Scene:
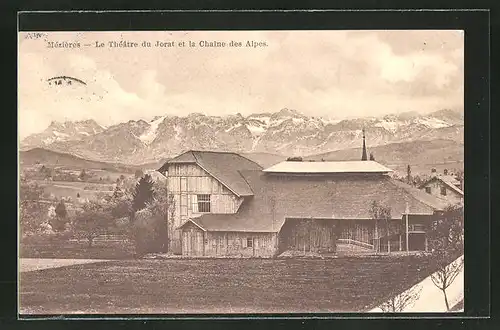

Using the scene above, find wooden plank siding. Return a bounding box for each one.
[181,222,205,256]
[180,222,278,257]
[166,163,244,253]
[204,232,277,257]
[278,219,339,254]
[338,220,375,245]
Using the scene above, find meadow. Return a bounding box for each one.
[19,255,437,314]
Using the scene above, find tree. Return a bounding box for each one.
[427,204,464,311]
[406,165,412,185]
[455,169,464,190]
[132,174,155,213]
[128,181,176,254]
[430,256,463,311]
[294,219,313,255]
[51,200,68,231]
[55,200,67,218]
[369,201,392,253]
[167,193,176,248]
[369,152,375,161]
[39,165,53,179]
[73,201,115,247]
[19,179,46,234]
[412,174,422,187]
[135,169,144,179]
[79,169,88,181]
[112,185,125,200]
[379,284,423,312]
[110,199,132,219]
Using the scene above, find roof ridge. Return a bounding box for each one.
[190,149,240,155]
[237,170,255,194]
[191,150,199,163]
[434,176,464,195]
[234,153,264,169]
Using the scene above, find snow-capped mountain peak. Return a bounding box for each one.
[21,108,463,164]
[139,116,166,145]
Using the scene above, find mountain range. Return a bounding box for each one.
[20,108,464,165]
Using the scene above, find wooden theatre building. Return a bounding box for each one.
[158,148,450,257]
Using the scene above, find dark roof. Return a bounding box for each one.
[420,176,464,196]
[182,171,451,232]
[158,150,262,197]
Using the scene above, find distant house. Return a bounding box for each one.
[158,149,450,257]
[419,173,463,205]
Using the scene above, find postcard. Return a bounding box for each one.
[18,28,464,315]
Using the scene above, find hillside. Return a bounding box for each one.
[305,139,464,175]
[19,148,138,173]
[241,152,287,168]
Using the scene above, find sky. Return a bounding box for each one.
[18,30,464,139]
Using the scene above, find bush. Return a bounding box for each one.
[130,208,167,256]
[50,200,69,232]
[72,201,116,247]
[19,179,47,235]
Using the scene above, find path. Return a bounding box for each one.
[19,258,110,273]
[369,255,464,312]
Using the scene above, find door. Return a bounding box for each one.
[183,228,204,256]
[182,230,190,256]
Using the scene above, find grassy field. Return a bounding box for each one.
[35,180,115,201]
[20,235,135,260]
[19,256,437,314]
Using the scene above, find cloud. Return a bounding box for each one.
[18,30,463,138]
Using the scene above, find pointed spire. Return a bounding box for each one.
[361,127,368,161]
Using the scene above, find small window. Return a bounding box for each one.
[247,238,253,248]
[197,194,211,213]
[440,187,447,196]
[425,187,431,194]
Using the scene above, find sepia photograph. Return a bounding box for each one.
[18,29,464,315]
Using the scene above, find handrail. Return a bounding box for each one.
[408,224,426,232]
[337,238,374,249]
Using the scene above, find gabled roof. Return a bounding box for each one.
[263,160,392,174]
[181,170,451,233]
[420,175,464,196]
[158,150,262,197]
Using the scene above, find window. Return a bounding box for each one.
[247,238,253,248]
[197,194,211,213]
[440,187,447,196]
[425,187,431,194]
